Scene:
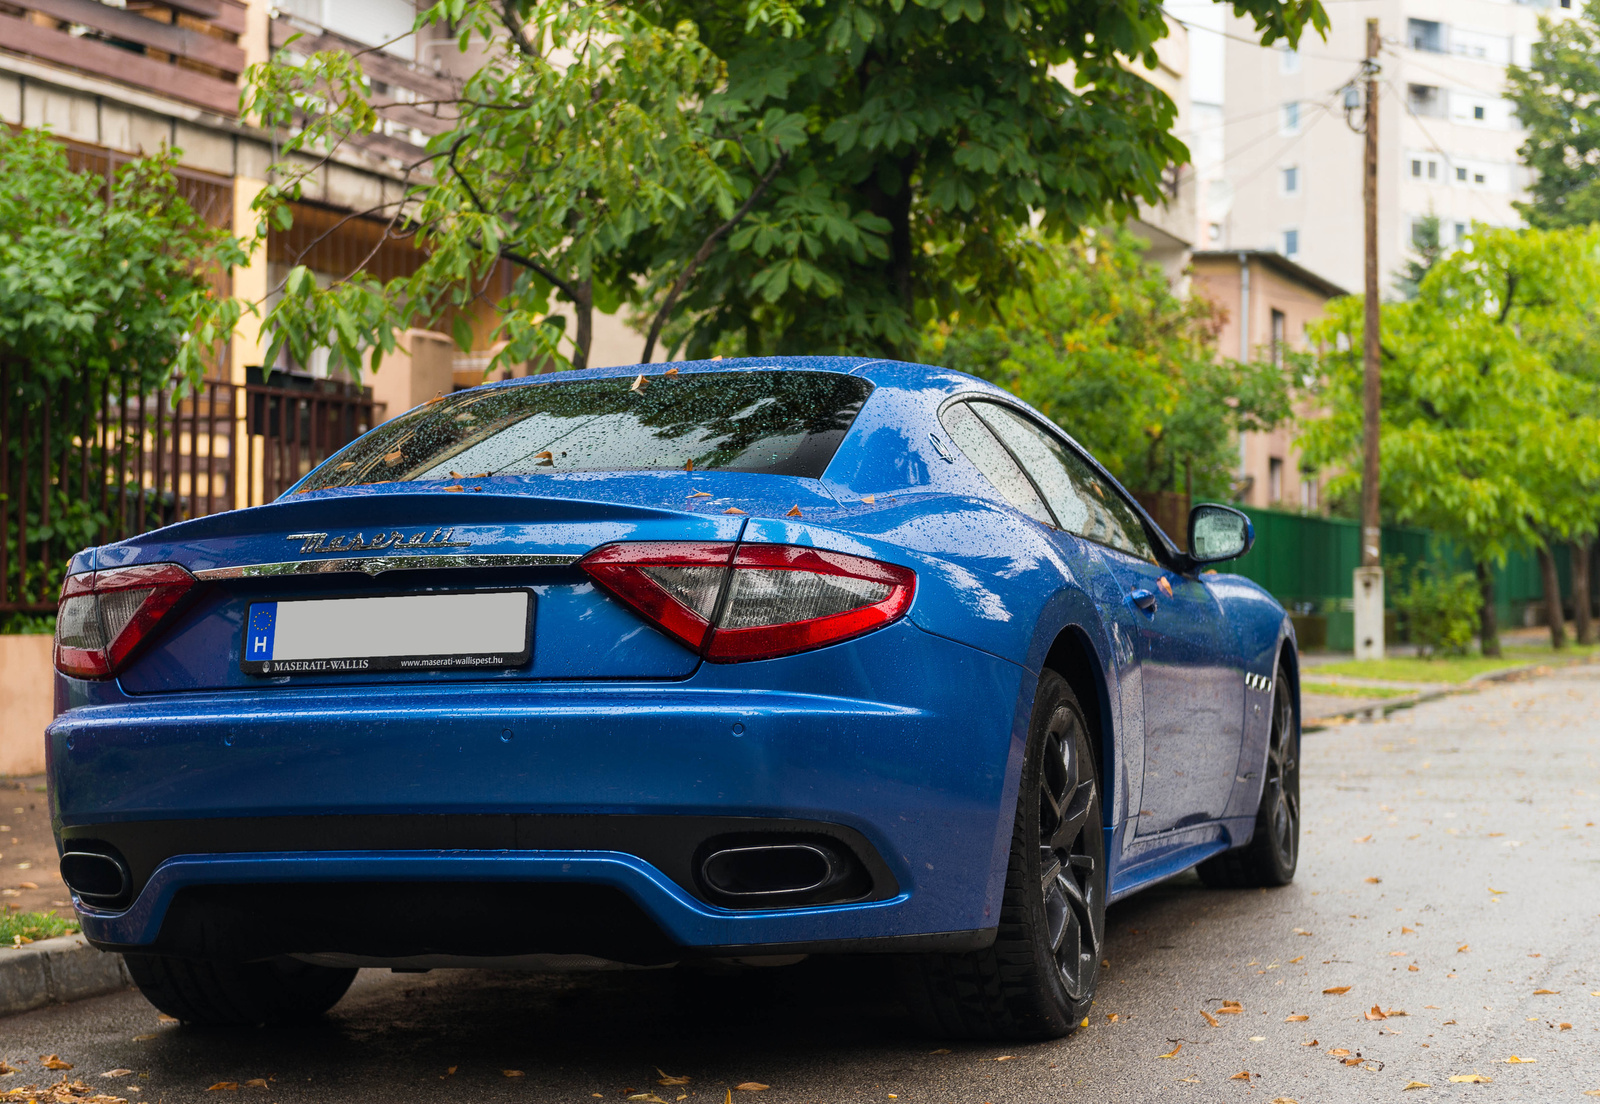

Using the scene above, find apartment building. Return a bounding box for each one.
[1217,0,1575,295]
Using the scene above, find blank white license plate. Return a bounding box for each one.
[241,591,532,675]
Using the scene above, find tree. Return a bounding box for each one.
[1507,1,1600,229]
[1392,211,1442,299]
[1300,226,1600,655]
[924,225,1293,499]
[246,0,1328,372]
[0,128,245,626]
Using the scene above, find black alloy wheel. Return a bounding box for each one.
[1199,661,1300,888]
[1038,691,1104,1003]
[898,670,1106,1039]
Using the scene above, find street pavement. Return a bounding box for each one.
[2,665,1598,1103]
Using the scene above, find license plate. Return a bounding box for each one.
[241,591,532,675]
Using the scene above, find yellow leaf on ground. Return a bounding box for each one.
[1293,928,1313,936]
[657,1071,692,1086]
[1366,1006,1387,1021]
[734,1084,769,1092]
[503,1070,525,1078]
[1403,1082,1431,1090]
[245,1079,269,1088]
[1330,1049,1351,1057]
[1458,945,1470,953]
[1449,1074,1492,1083]
[1488,887,1506,895]
[1402,926,1415,934]
[1353,835,1372,842]
[1158,1044,1183,1059]
[16,882,37,890]
[1106,1013,1119,1022]
[627,1095,668,1103]
[928,1049,951,1055]
[1560,1023,1573,1031]
[1324,986,1352,995]
[1504,1056,1536,1064]
[1533,989,1559,995]
[1303,1039,1319,1047]
[102,1069,134,1077]
[41,1056,73,1071]
[1285,1014,1309,1022]
[1270,1099,1300,1104]
[1230,1071,1250,1081]
[1217,1001,1243,1014]
[1200,1009,1219,1027]
[207,1083,239,1091]
[1386,1008,1408,1016]
[1289,955,1304,964]
[1365,876,1382,884]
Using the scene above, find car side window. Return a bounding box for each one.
[939,402,1055,526]
[971,402,1156,562]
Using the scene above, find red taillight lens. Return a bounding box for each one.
[54,564,198,679]
[579,542,915,662]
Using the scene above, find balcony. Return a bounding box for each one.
[0,0,247,115]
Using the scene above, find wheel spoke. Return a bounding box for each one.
[1049,779,1093,851]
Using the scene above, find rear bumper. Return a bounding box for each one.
[49,621,1030,958]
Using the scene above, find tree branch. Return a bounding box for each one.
[641,152,789,363]
[446,136,581,305]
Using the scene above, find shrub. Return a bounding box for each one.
[1392,560,1479,656]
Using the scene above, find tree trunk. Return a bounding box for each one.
[1477,560,1501,658]
[1537,543,1567,650]
[571,279,593,372]
[1572,538,1595,646]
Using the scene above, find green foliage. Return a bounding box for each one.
[1388,557,1478,656]
[923,226,1293,498]
[0,129,246,605]
[1300,225,1600,570]
[244,0,1326,371]
[1507,1,1600,229]
[643,0,1327,359]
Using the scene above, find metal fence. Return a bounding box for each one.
[0,364,383,614]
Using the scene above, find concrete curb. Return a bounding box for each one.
[1304,653,1600,730]
[0,933,132,1018]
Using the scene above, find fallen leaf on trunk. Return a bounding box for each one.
[1324,986,1352,995]
[1285,1014,1309,1022]
[1449,1074,1492,1083]
[444,485,465,492]
[1201,1010,1219,1027]
[1158,1044,1183,1059]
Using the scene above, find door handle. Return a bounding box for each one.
[1129,588,1158,613]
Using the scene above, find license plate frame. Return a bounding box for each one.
[240,589,533,675]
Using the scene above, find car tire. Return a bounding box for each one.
[1198,662,1299,888]
[123,954,357,1026]
[897,669,1106,1040]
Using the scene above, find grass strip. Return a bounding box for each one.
[1300,681,1419,700]
[1312,644,1597,685]
[1,909,79,946]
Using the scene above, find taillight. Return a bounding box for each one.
[580,542,916,662]
[54,564,198,679]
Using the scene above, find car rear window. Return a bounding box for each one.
[300,370,874,489]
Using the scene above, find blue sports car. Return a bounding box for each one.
[47,357,1300,1039]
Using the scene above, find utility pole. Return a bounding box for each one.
[1354,17,1385,661]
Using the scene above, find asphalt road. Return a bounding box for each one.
[3,665,1598,1103]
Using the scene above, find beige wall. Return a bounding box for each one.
[1192,253,1336,511]
[368,329,457,422]
[1219,0,1573,295]
[0,635,53,777]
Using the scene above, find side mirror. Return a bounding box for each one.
[1188,504,1254,564]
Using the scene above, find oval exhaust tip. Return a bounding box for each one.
[60,851,131,902]
[700,844,836,897]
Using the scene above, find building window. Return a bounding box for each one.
[1455,221,1467,241]
[1280,46,1301,74]
[1282,102,1301,133]
[1282,229,1300,257]
[1474,104,1486,121]
[1457,166,1468,182]
[1282,166,1300,194]
[1271,309,1287,368]
[1428,160,1438,180]
[1268,458,1284,504]
[1408,84,1445,117]
[1407,18,1443,54]
[1475,172,1486,184]
[1208,222,1222,242]
[1299,476,1319,513]
[1412,159,1423,178]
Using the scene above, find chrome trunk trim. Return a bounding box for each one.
[193,554,581,580]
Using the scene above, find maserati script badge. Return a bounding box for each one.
[287,529,471,555]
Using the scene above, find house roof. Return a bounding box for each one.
[1191,250,1351,301]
